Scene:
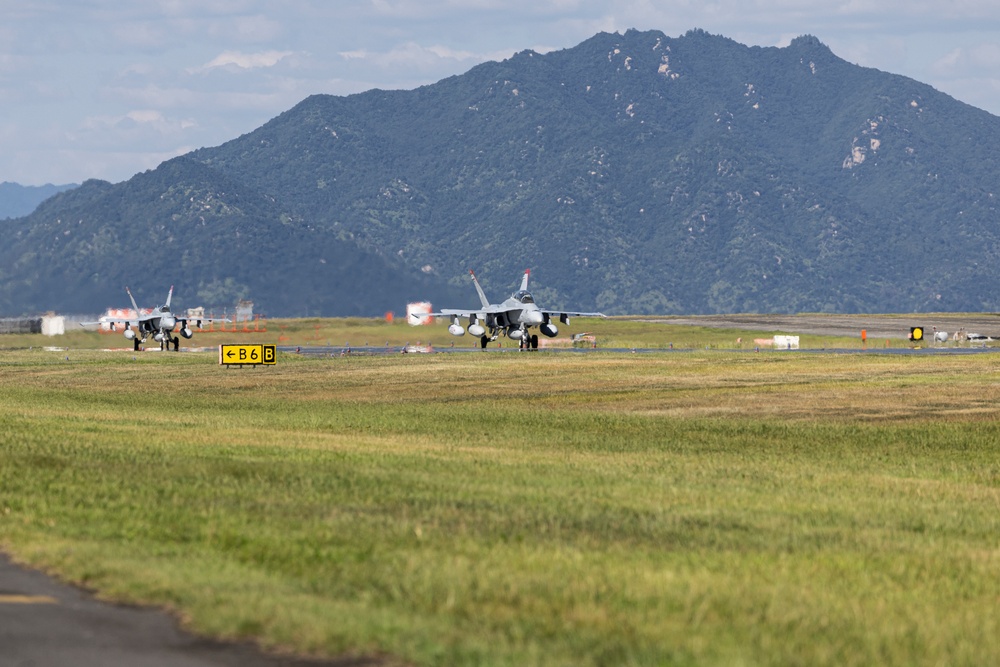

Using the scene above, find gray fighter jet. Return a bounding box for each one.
[425,269,604,349]
[82,286,222,351]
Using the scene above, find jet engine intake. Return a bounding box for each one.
[540,323,559,338]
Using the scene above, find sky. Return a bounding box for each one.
[3,0,1000,186]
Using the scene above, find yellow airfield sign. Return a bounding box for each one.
[219,344,276,366]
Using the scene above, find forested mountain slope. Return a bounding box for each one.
[4,29,999,316]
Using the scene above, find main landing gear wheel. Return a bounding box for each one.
[172,336,180,351]
[480,335,489,349]
[133,338,140,352]
[531,334,539,349]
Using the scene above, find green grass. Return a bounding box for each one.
[1,349,999,665]
[0,315,857,350]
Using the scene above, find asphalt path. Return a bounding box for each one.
[280,345,1000,357]
[637,313,1000,340]
[276,314,1000,357]
[0,553,376,667]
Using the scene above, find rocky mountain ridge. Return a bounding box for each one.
[3,29,999,316]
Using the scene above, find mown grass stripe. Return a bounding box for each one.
[1,348,999,666]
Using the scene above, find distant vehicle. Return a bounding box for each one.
[81,286,224,351]
[422,269,604,349]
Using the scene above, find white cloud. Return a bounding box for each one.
[7,0,1000,184]
[932,43,1000,77]
[193,49,293,72]
[81,109,197,137]
[125,109,165,124]
[922,42,1000,113]
[339,41,500,73]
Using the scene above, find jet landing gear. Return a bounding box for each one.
[479,332,538,350]
[158,336,181,351]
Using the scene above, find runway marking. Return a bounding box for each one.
[0,594,58,604]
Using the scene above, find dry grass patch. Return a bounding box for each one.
[3,348,1000,666]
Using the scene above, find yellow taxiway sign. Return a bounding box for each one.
[219,344,276,366]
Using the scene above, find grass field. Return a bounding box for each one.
[1,346,999,666]
[3,315,867,351]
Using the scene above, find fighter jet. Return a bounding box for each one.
[424,269,604,349]
[82,286,221,351]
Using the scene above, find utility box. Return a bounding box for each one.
[41,314,65,336]
[773,335,800,349]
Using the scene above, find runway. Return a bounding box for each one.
[279,344,1000,357]
[637,313,1000,340]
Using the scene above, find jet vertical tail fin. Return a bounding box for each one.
[125,287,141,315]
[520,269,530,292]
[165,285,174,309]
[469,270,490,309]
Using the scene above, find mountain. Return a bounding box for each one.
[0,182,77,219]
[4,28,1000,316]
[0,162,467,316]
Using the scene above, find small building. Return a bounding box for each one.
[0,317,42,334]
[235,300,254,323]
[41,313,65,336]
[773,335,800,350]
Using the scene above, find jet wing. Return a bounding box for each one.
[540,310,606,319]
[421,307,604,319]
[420,300,520,317]
[419,308,490,319]
[78,315,141,327]
[178,315,230,323]
[79,314,229,327]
